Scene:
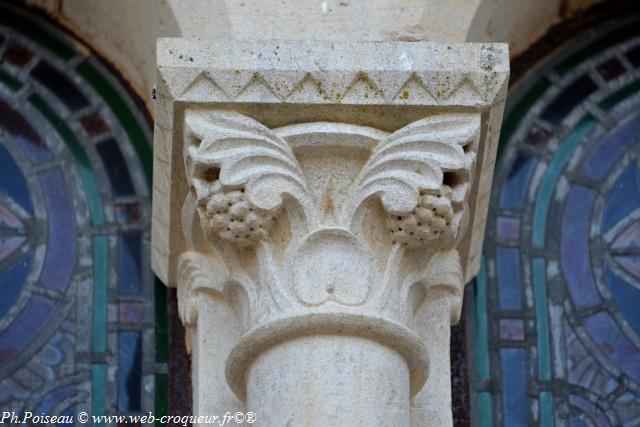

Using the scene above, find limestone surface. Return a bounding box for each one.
[152,38,508,426]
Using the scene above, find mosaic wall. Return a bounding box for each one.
[471,13,640,427]
[0,3,168,423]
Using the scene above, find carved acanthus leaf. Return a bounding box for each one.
[422,249,465,324]
[337,113,479,250]
[177,251,229,327]
[386,249,464,326]
[342,114,479,225]
[185,111,318,241]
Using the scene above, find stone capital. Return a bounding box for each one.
[151,38,508,426]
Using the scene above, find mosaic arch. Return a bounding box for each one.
[471,12,640,427]
[0,3,168,422]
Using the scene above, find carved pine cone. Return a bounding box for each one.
[197,180,276,246]
[387,185,456,248]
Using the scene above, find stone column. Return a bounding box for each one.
[151,39,508,426]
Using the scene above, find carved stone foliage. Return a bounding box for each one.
[152,39,508,424]
[179,110,478,332]
[174,111,479,409]
[152,40,510,290]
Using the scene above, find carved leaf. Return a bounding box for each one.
[185,110,310,213]
[343,114,479,223]
[292,229,372,306]
[177,251,228,327]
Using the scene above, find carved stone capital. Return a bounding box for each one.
[152,38,508,426]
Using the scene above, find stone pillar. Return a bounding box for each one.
[151,39,508,426]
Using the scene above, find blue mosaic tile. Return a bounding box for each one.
[496,247,522,310]
[533,115,596,248]
[584,312,640,383]
[118,302,144,324]
[570,418,588,427]
[601,162,640,232]
[0,3,164,420]
[0,295,56,365]
[38,169,76,292]
[0,142,33,214]
[472,15,640,426]
[95,138,136,196]
[500,348,528,426]
[499,318,525,341]
[499,151,537,210]
[496,217,520,242]
[59,406,74,427]
[615,255,640,279]
[118,231,143,295]
[30,60,90,111]
[612,220,640,250]
[0,236,25,265]
[569,395,609,427]
[0,251,32,319]
[581,111,640,182]
[0,99,52,163]
[561,185,600,310]
[604,265,640,335]
[566,321,618,397]
[35,384,75,414]
[117,331,142,412]
[540,75,598,125]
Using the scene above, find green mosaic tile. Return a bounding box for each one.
[0,68,23,91]
[0,8,74,60]
[532,115,596,248]
[154,373,168,427]
[498,78,551,160]
[77,62,153,184]
[476,392,493,427]
[539,391,555,427]
[92,236,109,354]
[474,259,491,382]
[554,21,639,76]
[598,78,640,110]
[29,93,105,225]
[533,258,551,381]
[155,278,169,364]
[0,4,163,420]
[479,15,640,427]
[91,363,107,423]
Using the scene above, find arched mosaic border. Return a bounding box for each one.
[0,3,168,420]
[471,13,640,427]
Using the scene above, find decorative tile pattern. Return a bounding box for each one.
[0,3,167,422]
[471,13,640,427]
[499,318,525,341]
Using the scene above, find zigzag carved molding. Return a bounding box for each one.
[166,69,496,105]
[156,39,508,106]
